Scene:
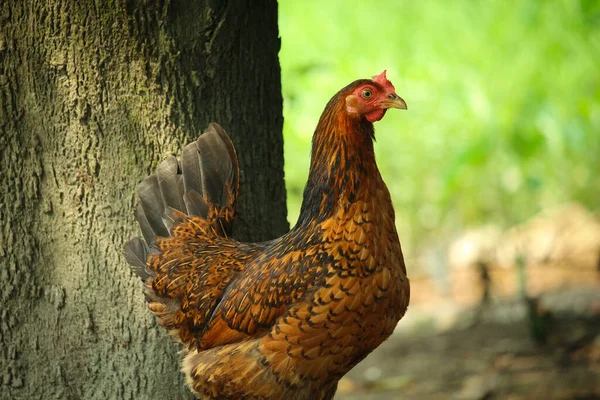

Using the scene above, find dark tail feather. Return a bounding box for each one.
[181,142,204,204]
[138,175,170,239]
[135,202,156,246]
[163,206,186,233]
[125,123,239,277]
[183,190,209,217]
[156,156,186,213]
[182,122,239,209]
[208,123,239,207]
[124,237,153,280]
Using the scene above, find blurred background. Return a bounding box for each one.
[278,0,600,398]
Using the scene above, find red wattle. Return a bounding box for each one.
[365,109,387,122]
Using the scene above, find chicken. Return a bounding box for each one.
[125,71,410,400]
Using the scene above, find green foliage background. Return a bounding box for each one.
[279,0,600,254]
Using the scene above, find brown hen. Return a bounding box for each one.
[125,71,410,400]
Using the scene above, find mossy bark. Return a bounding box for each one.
[0,1,287,399]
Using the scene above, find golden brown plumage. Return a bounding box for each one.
[125,71,410,399]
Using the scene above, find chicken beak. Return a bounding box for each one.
[381,94,408,110]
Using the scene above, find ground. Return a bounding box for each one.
[336,288,600,400]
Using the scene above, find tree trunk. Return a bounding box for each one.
[0,1,287,399]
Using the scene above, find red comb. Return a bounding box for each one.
[372,70,395,92]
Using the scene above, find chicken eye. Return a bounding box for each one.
[361,89,373,99]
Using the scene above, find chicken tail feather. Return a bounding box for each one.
[125,123,240,279]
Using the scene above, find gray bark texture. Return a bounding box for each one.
[0,0,288,399]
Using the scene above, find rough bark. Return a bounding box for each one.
[0,1,287,399]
